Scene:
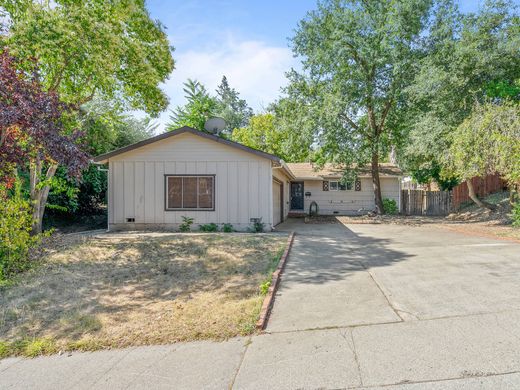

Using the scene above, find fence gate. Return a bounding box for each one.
[401,190,452,216]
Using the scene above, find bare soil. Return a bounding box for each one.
[0,232,287,357]
[314,192,519,242]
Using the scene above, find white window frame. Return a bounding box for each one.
[329,180,353,191]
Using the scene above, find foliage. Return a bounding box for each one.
[403,1,520,182]
[215,76,253,133]
[382,198,399,215]
[179,216,194,232]
[410,161,459,191]
[0,338,59,358]
[512,202,520,228]
[282,0,435,213]
[0,182,42,281]
[47,100,158,216]
[168,79,219,131]
[2,0,174,115]
[2,0,173,232]
[199,223,219,232]
[248,221,265,233]
[232,114,299,161]
[0,50,89,181]
[269,97,315,162]
[448,101,520,186]
[259,280,271,295]
[221,223,235,233]
[168,77,254,134]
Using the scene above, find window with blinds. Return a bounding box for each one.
[165,176,215,210]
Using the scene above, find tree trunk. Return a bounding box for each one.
[371,149,384,214]
[466,179,495,210]
[510,184,519,206]
[29,157,58,234]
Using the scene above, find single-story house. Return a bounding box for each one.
[94,126,402,231]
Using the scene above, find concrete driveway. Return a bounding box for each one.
[235,219,520,388]
[2,219,520,389]
[269,219,520,330]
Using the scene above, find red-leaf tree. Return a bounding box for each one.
[0,49,89,233]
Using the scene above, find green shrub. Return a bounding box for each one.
[179,216,194,232]
[382,198,399,215]
[199,223,218,232]
[512,202,520,228]
[0,183,42,281]
[221,223,234,233]
[248,221,265,233]
[259,280,271,295]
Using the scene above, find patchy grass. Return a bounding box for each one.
[0,233,287,358]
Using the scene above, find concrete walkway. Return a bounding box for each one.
[2,219,520,389]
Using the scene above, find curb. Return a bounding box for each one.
[256,231,295,330]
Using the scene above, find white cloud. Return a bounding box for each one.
[152,36,297,132]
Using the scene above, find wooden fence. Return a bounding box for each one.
[451,174,507,210]
[401,174,508,215]
[401,190,452,216]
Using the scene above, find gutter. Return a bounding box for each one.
[91,161,108,172]
[273,160,296,180]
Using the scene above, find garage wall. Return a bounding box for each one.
[108,132,273,231]
[301,177,400,215]
[272,168,291,221]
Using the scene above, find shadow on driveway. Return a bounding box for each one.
[268,219,412,331]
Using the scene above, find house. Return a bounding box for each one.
[94,126,402,231]
[286,162,402,216]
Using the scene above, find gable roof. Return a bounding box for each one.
[93,126,283,164]
[286,162,402,180]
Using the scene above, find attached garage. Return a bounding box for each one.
[272,179,283,226]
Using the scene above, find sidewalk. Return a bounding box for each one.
[3,310,520,389]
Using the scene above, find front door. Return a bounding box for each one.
[290,182,304,210]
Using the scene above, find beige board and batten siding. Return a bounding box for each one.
[302,177,400,215]
[108,132,273,231]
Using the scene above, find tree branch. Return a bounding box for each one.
[378,99,393,134]
[76,88,96,107]
[0,126,9,148]
[339,112,359,130]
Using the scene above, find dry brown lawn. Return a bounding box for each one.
[0,232,287,357]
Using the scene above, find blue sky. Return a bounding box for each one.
[145,0,514,130]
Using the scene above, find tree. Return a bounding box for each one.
[2,0,174,232]
[0,50,89,232]
[403,0,520,185]
[168,79,218,131]
[448,101,520,208]
[231,113,310,162]
[283,0,434,213]
[215,76,253,133]
[48,100,159,216]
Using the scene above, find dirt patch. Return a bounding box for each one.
[0,232,287,357]
[315,192,519,242]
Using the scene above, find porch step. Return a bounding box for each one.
[288,211,306,218]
